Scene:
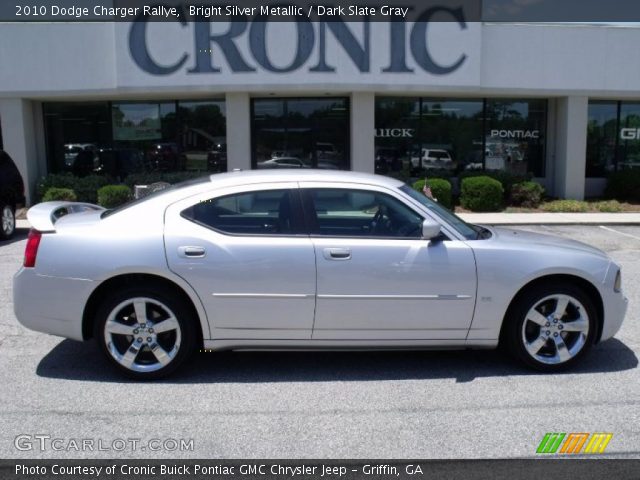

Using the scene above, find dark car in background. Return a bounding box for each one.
[0,150,25,239]
[375,147,402,174]
[146,143,187,172]
[97,148,145,180]
[206,143,227,173]
[64,143,99,177]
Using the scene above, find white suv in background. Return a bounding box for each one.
[411,149,454,170]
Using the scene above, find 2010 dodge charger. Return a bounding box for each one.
[13,170,628,379]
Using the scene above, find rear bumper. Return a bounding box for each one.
[13,267,94,341]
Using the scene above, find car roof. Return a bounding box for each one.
[105,169,406,219]
[207,169,404,189]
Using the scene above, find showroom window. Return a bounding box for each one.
[182,189,303,235]
[375,97,547,177]
[485,99,547,177]
[252,98,350,170]
[177,100,226,173]
[586,100,640,177]
[44,102,112,176]
[43,99,226,179]
[304,188,423,238]
[618,102,640,171]
[586,101,618,177]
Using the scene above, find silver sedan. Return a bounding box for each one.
[13,170,628,379]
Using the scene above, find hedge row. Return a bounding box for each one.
[42,184,133,208]
[36,172,207,203]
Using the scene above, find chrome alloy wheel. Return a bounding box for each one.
[1,205,15,237]
[103,297,182,373]
[521,294,589,365]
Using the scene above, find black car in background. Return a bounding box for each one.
[97,147,145,180]
[146,143,187,172]
[0,150,25,239]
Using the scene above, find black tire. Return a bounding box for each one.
[503,282,597,372]
[94,285,197,380]
[0,204,16,240]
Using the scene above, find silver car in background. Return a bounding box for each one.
[14,170,627,379]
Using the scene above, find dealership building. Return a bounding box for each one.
[1,15,640,204]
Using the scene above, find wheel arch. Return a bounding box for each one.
[499,273,604,346]
[82,273,206,346]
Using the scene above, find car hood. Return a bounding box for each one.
[487,226,609,259]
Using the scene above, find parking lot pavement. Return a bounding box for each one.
[0,225,638,459]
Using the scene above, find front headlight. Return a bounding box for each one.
[614,269,622,293]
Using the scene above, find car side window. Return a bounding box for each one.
[182,189,303,235]
[304,188,424,238]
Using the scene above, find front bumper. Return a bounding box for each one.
[599,263,628,342]
[13,267,94,341]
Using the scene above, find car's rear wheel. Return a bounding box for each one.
[0,204,15,240]
[504,283,597,371]
[95,287,197,379]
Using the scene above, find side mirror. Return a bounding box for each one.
[421,218,441,240]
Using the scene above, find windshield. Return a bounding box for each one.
[399,185,480,240]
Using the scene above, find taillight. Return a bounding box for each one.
[24,229,42,268]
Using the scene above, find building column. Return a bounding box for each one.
[554,96,588,200]
[350,92,375,173]
[225,92,252,171]
[0,98,40,206]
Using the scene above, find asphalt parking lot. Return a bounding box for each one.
[0,225,638,459]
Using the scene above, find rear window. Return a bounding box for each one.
[182,189,302,235]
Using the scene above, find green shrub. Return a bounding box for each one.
[74,175,112,204]
[594,200,623,213]
[460,176,504,212]
[37,173,76,201]
[459,170,532,201]
[97,185,132,208]
[510,181,545,208]
[541,200,589,213]
[605,170,640,202]
[37,173,112,203]
[412,178,453,209]
[42,187,77,202]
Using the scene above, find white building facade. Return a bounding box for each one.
[1,18,640,204]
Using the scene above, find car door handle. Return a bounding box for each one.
[323,248,351,260]
[178,246,206,258]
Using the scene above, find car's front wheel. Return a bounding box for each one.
[504,283,597,371]
[95,287,197,379]
[0,204,16,240]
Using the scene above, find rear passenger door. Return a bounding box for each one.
[164,183,316,340]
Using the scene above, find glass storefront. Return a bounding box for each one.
[44,99,226,179]
[251,97,350,170]
[618,102,640,171]
[587,100,640,177]
[375,97,547,177]
[586,101,618,177]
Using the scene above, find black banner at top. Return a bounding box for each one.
[2,0,640,22]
